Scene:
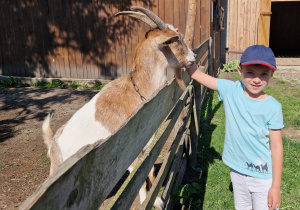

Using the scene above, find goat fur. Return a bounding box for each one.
[43,22,195,208]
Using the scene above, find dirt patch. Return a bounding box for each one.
[0,87,99,209]
[0,67,299,209]
[275,66,300,85]
[282,128,300,142]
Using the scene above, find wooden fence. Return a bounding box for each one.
[0,0,211,80]
[20,37,212,210]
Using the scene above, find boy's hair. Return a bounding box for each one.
[240,45,276,71]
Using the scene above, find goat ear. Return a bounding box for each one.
[158,36,179,49]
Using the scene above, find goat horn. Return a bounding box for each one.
[130,6,166,30]
[115,11,158,29]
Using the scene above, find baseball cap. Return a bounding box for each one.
[240,45,276,70]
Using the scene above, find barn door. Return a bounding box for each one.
[258,0,272,46]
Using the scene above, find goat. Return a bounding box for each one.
[42,6,195,209]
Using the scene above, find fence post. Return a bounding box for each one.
[185,0,197,48]
[208,37,213,76]
[188,86,199,169]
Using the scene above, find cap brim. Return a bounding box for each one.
[240,61,276,71]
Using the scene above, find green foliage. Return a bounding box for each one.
[222,60,239,72]
[92,83,106,90]
[31,80,46,87]
[51,79,64,88]
[0,76,29,87]
[173,182,202,207]
[32,79,64,88]
[4,76,16,86]
[68,81,88,89]
[1,77,107,90]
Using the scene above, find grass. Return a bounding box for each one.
[265,80,300,129]
[174,74,300,209]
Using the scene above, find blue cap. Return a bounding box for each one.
[240,45,276,70]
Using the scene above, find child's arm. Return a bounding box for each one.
[268,129,283,209]
[186,63,218,91]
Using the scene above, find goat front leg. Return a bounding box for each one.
[139,166,164,210]
[128,162,164,209]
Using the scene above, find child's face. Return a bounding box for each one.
[238,64,274,99]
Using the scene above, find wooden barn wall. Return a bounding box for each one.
[227,0,260,61]
[0,0,211,80]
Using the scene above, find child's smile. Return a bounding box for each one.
[238,64,274,100]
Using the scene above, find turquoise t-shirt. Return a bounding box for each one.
[217,79,284,179]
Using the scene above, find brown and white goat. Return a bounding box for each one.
[42,6,195,209]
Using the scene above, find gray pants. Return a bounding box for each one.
[230,169,276,210]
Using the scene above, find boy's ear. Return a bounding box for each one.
[237,65,242,75]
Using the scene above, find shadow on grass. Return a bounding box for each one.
[196,90,223,208]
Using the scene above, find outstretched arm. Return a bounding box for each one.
[186,63,218,91]
[268,129,283,209]
[175,28,217,91]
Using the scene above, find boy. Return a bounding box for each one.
[186,45,283,210]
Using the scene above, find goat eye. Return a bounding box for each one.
[163,37,178,45]
[165,40,172,45]
[164,39,175,45]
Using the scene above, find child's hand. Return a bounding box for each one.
[268,186,281,209]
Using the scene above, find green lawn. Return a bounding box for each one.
[174,74,300,209]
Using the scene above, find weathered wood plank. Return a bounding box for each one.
[179,0,186,32]
[258,0,272,47]
[165,156,188,210]
[20,73,190,210]
[228,0,237,60]
[173,0,179,30]
[185,0,197,48]
[107,85,192,209]
[237,0,245,54]
[193,38,210,64]
[160,119,190,205]
[165,0,174,26]
[249,0,258,46]
[188,85,200,168]
[208,37,213,76]
[194,0,201,48]
[141,98,193,209]
[243,0,250,49]
[200,0,210,43]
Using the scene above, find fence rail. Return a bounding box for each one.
[20,37,212,210]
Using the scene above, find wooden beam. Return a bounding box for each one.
[185,0,197,48]
[258,0,272,46]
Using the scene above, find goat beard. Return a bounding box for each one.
[175,69,186,90]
